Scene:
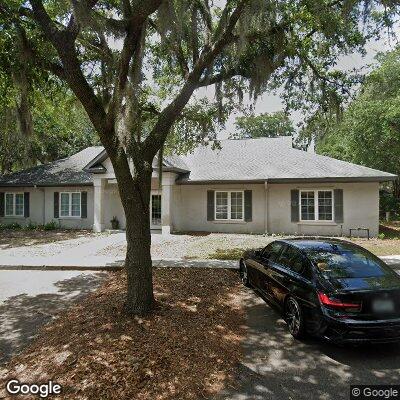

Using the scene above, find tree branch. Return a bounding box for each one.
[142,0,249,160]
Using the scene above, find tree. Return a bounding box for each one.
[0,81,99,173]
[232,111,294,139]
[315,47,400,198]
[0,0,397,315]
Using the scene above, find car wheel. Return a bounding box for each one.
[239,260,250,287]
[285,297,305,339]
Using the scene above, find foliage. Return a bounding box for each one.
[231,111,294,139]
[312,47,400,197]
[43,220,59,231]
[0,81,99,173]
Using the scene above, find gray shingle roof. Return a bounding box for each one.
[0,138,396,187]
[0,147,103,187]
[176,137,397,183]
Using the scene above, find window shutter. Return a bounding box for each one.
[0,193,4,217]
[334,189,344,223]
[291,190,299,222]
[81,191,87,218]
[207,190,214,221]
[244,190,252,222]
[54,192,59,218]
[24,192,30,218]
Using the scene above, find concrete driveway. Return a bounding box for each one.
[0,270,106,365]
[217,290,400,400]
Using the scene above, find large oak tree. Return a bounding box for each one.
[0,0,397,314]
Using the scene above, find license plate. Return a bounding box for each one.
[372,299,395,314]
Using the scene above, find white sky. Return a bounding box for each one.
[213,26,400,139]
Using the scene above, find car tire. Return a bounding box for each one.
[284,296,306,339]
[239,260,251,287]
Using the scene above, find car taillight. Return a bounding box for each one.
[318,292,362,312]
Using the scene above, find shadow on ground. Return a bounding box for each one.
[0,273,106,365]
[215,289,400,400]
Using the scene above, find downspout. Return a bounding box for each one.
[264,180,268,234]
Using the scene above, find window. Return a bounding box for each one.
[300,190,334,221]
[215,191,244,220]
[5,193,24,217]
[261,242,284,262]
[60,192,81,217]
[277,244,310,277]
[151,195,162,226]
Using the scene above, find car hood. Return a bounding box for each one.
[326,274,400,292]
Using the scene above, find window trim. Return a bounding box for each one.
[299,189,334,222]
[214,190,244,221]
[59,192,82,218]
[4,192,24,217]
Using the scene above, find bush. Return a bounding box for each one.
[380,191,400,219]
[24,221,38,230]
[0,223,21,230]
[43,220,59,231]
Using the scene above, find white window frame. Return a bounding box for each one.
[299,189,334,222]
[4,192,24,217]
[215,190,244,221]
[59,192,81,218]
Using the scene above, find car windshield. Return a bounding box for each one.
[304,244,392,279]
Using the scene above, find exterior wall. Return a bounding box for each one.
[0,187,45,227]
[44,186,94,229]
[267,182,379,237]
[172,183,266,234]
[172,181,380,237]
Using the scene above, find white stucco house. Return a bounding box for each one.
[0,137,396,237]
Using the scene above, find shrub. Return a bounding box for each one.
[43,220,59,231]
[24,221,38,230]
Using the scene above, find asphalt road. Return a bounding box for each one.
[216,289,400,400]
[0,270,106,365]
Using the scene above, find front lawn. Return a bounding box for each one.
[0,228,97,250]
[0,268,244,400]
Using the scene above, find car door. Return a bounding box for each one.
[267,244,309,306]
[257,242,285,297]
[268,244,315,309]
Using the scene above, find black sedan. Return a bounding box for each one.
[239,238,400,344]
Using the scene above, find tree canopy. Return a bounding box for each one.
[231,111,294,139]
[311,47,400,198]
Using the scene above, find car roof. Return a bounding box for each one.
[278,237,363,252]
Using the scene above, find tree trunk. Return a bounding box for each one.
[119,164,155,315]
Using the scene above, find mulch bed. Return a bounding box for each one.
[0,268,244,400]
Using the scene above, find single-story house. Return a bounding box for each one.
[0,137,396,237]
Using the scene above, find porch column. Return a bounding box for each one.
[93,178,105,232]
[161,173,175,235]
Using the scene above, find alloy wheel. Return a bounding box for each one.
[286,298,301,336]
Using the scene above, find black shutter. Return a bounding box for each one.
[81,191,87,218]
[207,190,214,221]
[24,192,30,218]
[334,189,344,223]
[54,192,59,218]
[244,190,252,222]
[0,193,4,217]
[291,189,299,222]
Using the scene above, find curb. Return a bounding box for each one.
[0,259,239,272]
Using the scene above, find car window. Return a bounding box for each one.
[277,245,302,271]
[261,242,284,262]
[304,243,394,279]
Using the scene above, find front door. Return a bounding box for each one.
[150,193,162,230]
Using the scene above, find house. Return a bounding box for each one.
[0,137,396,237]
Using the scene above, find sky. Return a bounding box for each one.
[210,25,400,139]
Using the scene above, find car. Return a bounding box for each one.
[239,238,400,344]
